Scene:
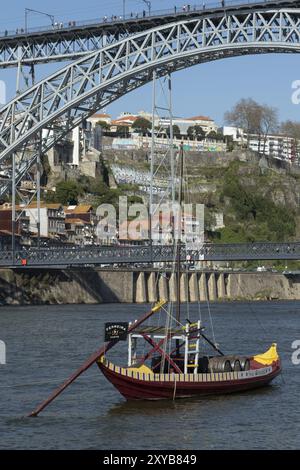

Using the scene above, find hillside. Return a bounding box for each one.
[102,149,300,244]
[44,148,300,245]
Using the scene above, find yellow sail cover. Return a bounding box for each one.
[127,364,154,375]
[253,343,279,365]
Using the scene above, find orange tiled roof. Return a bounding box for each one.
[112,115,137,124]
[186,115,213,122]
[65,205,93,214]
[91,113,111,118]
[15,202,62,210]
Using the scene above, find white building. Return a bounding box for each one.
[23,203,65,238]
[222,126,245,145]
[221,126,300,163]
[87,113,111,127]
[159,115,218,136]
[247,133,299,163]
[110,112,219,137]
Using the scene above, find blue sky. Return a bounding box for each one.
[1,0,300,126]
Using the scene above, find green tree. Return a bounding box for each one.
[207,130,217,140]
[225,134,234,151]
[166,124,181,138]
[221,164,296,242]
[132,117,151,134]
[96,120,111,131]
[116,125,129,137]
[55,181,83,205]
[187,125,206,140]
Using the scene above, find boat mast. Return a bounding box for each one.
[176,142,184,323]
[149,70,156,252]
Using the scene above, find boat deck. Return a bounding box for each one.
[99,356,275,383]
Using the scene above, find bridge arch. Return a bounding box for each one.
[1,6,300,195]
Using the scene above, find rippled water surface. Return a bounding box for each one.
[0,301,299,449]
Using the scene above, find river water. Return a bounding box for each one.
[0,301,299,450]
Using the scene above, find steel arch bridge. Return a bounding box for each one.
[2,1,300,197]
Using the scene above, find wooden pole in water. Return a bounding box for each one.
[28,301,166,417]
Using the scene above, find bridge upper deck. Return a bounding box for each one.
[0,0,299,68]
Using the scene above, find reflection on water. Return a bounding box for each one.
[0,301,299,449]
[108,399,179,416]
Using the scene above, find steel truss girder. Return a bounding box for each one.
[1,1,299,68]
[0,242,300,268]
[0,30,128,68]
[2,7,300,196]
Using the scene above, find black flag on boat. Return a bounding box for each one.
[105,322,128,341]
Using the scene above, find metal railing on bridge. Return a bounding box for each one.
[1,242,300,268]
[0,0,294,39]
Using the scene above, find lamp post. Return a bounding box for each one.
[25,8,55,33]
[142,0,151,16]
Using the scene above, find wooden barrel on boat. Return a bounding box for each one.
[226,355,242,372]
[208,357,232,373]
[227,356,250,371]
[223,359,231,372]
[239,357,250,371]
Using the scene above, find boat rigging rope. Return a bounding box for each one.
[160,300,172,373]
[206,296,217,348]
[236,275,269,340]
[184,155,191,322]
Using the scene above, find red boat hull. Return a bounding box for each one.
[97,358,281,400]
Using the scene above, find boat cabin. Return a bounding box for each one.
[127,320,208,374]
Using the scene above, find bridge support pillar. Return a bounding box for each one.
[180,273,189,302]
[189,273,199,302]
[169,273,177,302]
[158,273,168,301]
[208,273,217,301]
[199,272,208,301]
[148,272,157,303]
[226,274,236,298]
[217,273,226,299]
[135,272,147,303]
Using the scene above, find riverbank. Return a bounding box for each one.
[1,268,300,305]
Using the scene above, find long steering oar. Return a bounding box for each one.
[29,300,166,417]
